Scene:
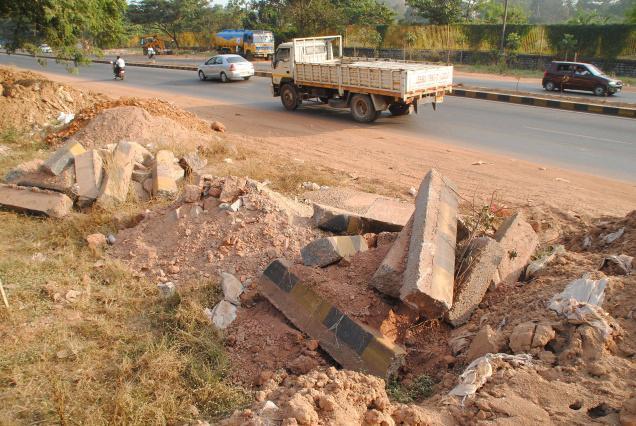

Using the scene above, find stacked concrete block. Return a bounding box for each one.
[97,141,136,208]
[446,237,504,326]
[0,184,73,218]
[493,212,539,286]
[153,150,179,198]
[400,169,459,318]
[42,140,86,176]
[75,150,104,207]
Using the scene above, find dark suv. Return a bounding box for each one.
[542,61,623,96]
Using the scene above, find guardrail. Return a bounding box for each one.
[5,52,634,118]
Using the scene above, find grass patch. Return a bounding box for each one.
[387,374,435,403]
[0,206,248,424]
[455,63,544,79]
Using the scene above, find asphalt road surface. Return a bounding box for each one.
[2,53,635,181]
[100,53,636,105]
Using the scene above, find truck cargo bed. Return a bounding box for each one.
[295,59,453,99]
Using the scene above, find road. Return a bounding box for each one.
[2,53,635,181]
[97,53,636,105]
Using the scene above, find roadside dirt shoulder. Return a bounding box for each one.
[27,69,636,218]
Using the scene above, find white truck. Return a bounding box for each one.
[271,35,453,123]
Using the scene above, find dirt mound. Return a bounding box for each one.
[221,367,450,425]
[46,97,217,146]
[62,105,218,153]
[0,66,105,133]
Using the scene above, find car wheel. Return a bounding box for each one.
[350,94,377,123]
[544,81,555,91]
[281,84,299,110]
[318,97,329,104]
[593,85,606,96]
[244,76,251,81]
[220,72,229,83]
[388,103,410,116]
[198,70,206,81]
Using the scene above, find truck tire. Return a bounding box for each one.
[281,84,299,111]
[389,103,410,116]
[350,94,377,123]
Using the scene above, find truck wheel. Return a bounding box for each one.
[281,84,299,111]
[350,94,377,123]
[389,103,410,116]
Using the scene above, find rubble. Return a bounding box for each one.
[370,217,412,298]
[446,237,504,326]
[599,254,633,276]
[6,160,76,196]
[183,184,201,203]
[526,244,565,278]
[492,212,539,286]
[157,282,177,298]
[258,259,406,378]
[301,235,368,267]
[508,322,555,353]
[465,325,502,362]
[96,141,136,208]
[152,150,178,198]
[400,169,459,317]
[311,203,404,235]
[220,272,243,305]
[74,150,103,206]
[42,140,86,176]
[206,300,237,330]
[85,233,107,253]
[0,184,73,218]
[219,177,246,203]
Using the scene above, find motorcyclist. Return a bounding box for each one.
[113,55,125,79]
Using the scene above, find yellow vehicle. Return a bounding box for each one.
[214,29,274,59]
[140,35,173,55]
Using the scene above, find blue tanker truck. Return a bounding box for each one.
[214,29,275,59]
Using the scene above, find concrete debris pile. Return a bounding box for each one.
[0,138,215,217]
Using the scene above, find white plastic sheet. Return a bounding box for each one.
[57,111,75,124]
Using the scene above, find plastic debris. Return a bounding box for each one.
[57,112,75,125]
[526,245,565,278]
[601,227,625,245]
[449,353,533,400]
[599,254,633,276]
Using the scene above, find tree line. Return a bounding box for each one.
[1,0,635,58]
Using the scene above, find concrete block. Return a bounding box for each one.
[446,237,504,327]
[128,142,153,166]
[153,150,178,198]
[400,169,459,317]
[493,212,539,286]
[221,272,243,305]
[301,236,368,267]
[465,325,501,362]
[370,216,413,298]
[259,259,406,378]
[42,140,86,176]
[75,150,103,206]
[97,142,136,208]
[364,198,413,227]
[130,181,150,202]
[8,164,76,197]
[0,184,73,218]
[219,177,247,203]
[206,300,237,330]
[132,163,151,183]
[183,184,201,203]
[312,203,404,235]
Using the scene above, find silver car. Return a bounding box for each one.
[197,54,255,82]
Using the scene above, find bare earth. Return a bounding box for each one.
[23,68,636,218]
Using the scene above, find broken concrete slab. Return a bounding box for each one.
[509,322,555,353]
[42,140,86,176]
[301,236,368,267]
[259,259,406,378]
[153,150,178,198]
[179,152,207,172]
[493,212,539,286]
[127,142,153,166]
[364,198,414,227]
[97,142,136,208]
[446,237,504,327]
[130,181,150,202]
[183,184,201,203]
[206,300,237,330]
[400,169,459,317]
[370,216,413,298]
[132,163,151,183]
[312,203,404,235]
[75,150,103,207]
[219,177,247,203]
[221,272,243,305]
[599,254,633,276]
[7,163,76,196]
[0,184,73,218]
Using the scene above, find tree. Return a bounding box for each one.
[626,3,636,23]
[558,33,577,61]
[0,0,127,62]
[406,0,463,23]
[478,0,528,23]
[567,10,610,24]
[128,0,214,49]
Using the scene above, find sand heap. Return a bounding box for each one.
[0,66,105,133]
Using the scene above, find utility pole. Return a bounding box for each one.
[500,0,510,53]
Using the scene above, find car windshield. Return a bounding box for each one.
[254,33,274,43]
[586,64,604,76]
[227,57,248,63]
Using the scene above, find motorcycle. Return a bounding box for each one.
[110,61,125,80]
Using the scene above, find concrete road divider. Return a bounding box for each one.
[452,88,636,118]
[259,259,406,379]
